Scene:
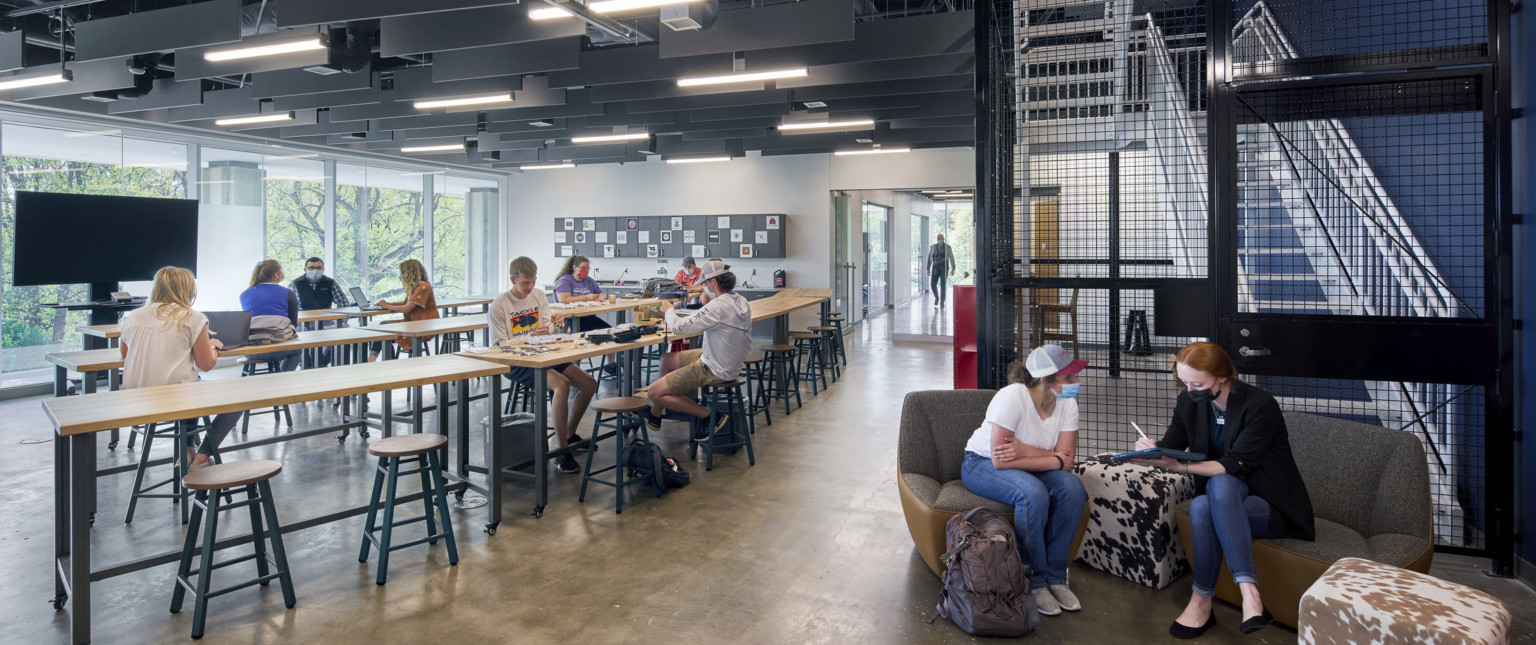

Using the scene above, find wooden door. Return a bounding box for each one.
[1030,198,1061,334]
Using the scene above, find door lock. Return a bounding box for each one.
[1238,346,1272,357]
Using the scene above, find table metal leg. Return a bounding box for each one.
[435,382,450,465]
[486,382,503,534]
[52,433,68,610]
[69,432,94,644]
[530,368,548,518]
[456,379,471,477]
[382,389,394,438]
[773,315,789,346]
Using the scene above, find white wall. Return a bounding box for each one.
[503,148,975,319]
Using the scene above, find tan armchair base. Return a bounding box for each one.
[900,474,1089,577]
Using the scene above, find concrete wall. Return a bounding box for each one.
[502,148,974,327]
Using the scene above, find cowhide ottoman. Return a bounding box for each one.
[1072,455,1196,589]
[1299,557,1512,645]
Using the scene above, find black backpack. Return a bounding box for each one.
[928,507,1039,637]
[623,440,690,494]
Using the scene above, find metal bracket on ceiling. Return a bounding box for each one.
[541,0,634,40]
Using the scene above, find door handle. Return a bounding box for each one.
[1238,346,1271,357]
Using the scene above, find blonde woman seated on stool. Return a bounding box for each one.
[960,344,1088,616]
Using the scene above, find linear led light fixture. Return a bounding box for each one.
[531,0,700,20]
[521,163,576,170]
[570,132,650,144]
[666,156,731,164]
[0,69,72,92]
[215,112,294,126]
[414,93,514,110]
[677,68,807,87]
[400,143,466,154]
[777,119,875,132]
[204,37,326,62]
[833,147,911,156]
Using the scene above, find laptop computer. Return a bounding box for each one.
[349,287,385,311]
[204,311,253,350]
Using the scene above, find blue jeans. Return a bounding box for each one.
[178,412,241,457]
[1188,473,1272,597]
[961,452,1087,587]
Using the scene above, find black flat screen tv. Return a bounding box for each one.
[12,191,199,287]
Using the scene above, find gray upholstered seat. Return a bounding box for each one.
[1176,409,1434,627]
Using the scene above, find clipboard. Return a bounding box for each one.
[1109,447,1206,464]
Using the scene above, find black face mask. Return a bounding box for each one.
[1188,387,1217,403]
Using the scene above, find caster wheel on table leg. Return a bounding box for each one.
[531,506,544,518]
[484,523,498,535]
[454,490,466,502]
[107,441,117,450]
[337,436,346,445]
[50,595,66,610]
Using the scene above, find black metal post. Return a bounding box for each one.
[1208,0,1236,350]
[1488,0,1515,577]
[1108,151,1121,378]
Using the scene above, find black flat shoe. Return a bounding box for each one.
[1169,612,1216,639]
[1239,608,1272,635]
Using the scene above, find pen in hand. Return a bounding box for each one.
[1132,421,1149,441]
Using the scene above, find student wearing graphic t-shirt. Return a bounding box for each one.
[960,344,1088,618]
[119,266,243,472]
[489,257,598,475]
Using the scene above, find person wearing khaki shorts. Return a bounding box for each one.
[644,259,753,441]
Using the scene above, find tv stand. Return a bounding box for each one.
[36,282,143,349]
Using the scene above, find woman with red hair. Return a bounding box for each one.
[1135,342,1314,638]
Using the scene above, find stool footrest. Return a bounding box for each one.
[365,531,453,553]
[202,572,288,601]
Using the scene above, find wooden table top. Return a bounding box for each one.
[80,324,121,339]
[437,297,494,309]
[371,313,488,338]
[44,354,508,436]
[776,288,833,300]
[297,309,350,323]
[549,297,661,317]
[45,327,398,372]
[218,326,396,357]
[325,306,396,320]
[460,332,670,370]
[742,294,827,321]
[45,348,123,373]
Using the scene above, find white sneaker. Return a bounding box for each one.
[1032,587,1061,616]
[1049,584,1081,612]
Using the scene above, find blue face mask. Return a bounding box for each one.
[1056,382,1080,399]
[305,270,323,281]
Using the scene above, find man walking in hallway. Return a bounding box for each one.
[928,233,955,308]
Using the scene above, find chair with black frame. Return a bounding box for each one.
[1031,288,1080,358]
[239,360,294,434]
[689,380,754,471]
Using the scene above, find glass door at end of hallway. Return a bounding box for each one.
[862,201,890,316]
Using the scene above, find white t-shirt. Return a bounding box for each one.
[120,303,209,390]
[489,288,552,345]
[963,383,1079,458]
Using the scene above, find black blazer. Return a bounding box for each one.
[1158,379,1316,540]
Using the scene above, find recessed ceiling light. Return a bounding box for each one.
[570,132,650,144]
[400,143,466,153]
[414,93,514,109]
[802,100,827,108]
[833,147,911,156]
[666,156,731,164]
[777,119,875,132]
[530,0,702,20]
[214,112,295,126]
[522,163,576,170]
[530,120,555,127]
[0,69,72,92]
[204,37,326,62]
[303,65,342,76]
[677,68,807,87]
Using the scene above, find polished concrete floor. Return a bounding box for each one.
[1,317,1532,644]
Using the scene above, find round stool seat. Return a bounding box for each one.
[809,326,837,332]
[368,434,449,458]
[183,460,282,491]
[743,355,764,364]
[767,344,797,352]
[711,379,747,388]
[789,332,820,340]
[592,396,651,413]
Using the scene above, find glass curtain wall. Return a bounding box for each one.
[335,165,426,304]
[1,124,187,386]
[933,199,976,285]
[434,174,500,298]
[861,201,890,312]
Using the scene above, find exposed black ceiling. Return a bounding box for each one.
[0,0,976,169]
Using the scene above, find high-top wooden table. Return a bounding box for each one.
[371,313,488,358]
[43,354,509,645]
[668,293,830,345]
[79,324,121,350]
[297,309,350,324]
[459,332,670,518]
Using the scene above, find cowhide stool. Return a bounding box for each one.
[1072,455,1196,589]
[1299,557,1511,645]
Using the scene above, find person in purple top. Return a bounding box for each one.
[554,255,610,332]
[239,259,302,372]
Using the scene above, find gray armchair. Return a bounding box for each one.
[1176,410,1434,627]
[898,389,1087,576]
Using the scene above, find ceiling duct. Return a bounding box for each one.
[111,52,160,99]
[660,0,718,32]
[327,21,374,74]
[240,0,279,36]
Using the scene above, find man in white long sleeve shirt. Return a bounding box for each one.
[644,259,752,440]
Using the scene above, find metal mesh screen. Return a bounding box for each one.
[978,0,1507,556]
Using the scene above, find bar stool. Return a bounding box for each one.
[436,331,473,354]
[579,397,654,514]
[171,460,295,640]
[760,345,801,416]
[739,354,771,431]
[809,326,841,382]
[690,380,755,471]
[239,360,293,435]
[360,434,459,586]
[125,419,217,525]
[790,332,828,395]
[827,315,848,366]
